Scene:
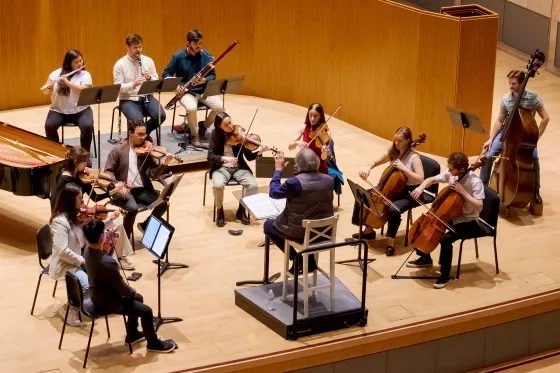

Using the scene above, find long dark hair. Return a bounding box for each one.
[51,183,82,225]
[212,112,231,152]
[58,49,85,96]
[388,126,413,162]
[304,103,327,128]
[64,147,89,176]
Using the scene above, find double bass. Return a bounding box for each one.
[490,50,545,211]
[407,156,486,254]
[362,134,426,229]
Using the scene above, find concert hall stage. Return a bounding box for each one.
[1,50,560,373]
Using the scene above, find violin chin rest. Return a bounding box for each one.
[228,229,243,236]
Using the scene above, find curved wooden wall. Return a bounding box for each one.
[0,0,498,156]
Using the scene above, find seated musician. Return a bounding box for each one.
[407,152,485,289]
[207,112,269,227]
[42,49,94,161]
[480,70,550,204]
[105,119,174,239]
[82,219,177,353]
[352,126,424,256]
[50,183,129,327]
[263,148,334,274]
[113,33,166,136]
[288,103,331,175]
[162,29,224,145]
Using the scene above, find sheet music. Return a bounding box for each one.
[141,219,158,249]
[242,193,286,219]
[152,225,171,258]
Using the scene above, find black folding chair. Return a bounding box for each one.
[59,272,132,368]
[456,185,500,278]
[31,225,58,315]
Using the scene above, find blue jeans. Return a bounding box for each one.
[73,267,89,291]
[119,95,166,135]
[479,132,540,192]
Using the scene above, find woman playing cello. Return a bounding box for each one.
[352,126,424,256]
[407,152,485,289]
[288,103,330,174]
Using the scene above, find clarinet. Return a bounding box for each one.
[138,55,149,103]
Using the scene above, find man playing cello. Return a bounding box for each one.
[407,152,485,289]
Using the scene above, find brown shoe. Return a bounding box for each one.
[191,136,201,147]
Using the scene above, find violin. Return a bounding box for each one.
[361,134,426,229]
[226,125,279,154]
[407,156,486,254]
[134,141,183,163]
[77,203,117,224]
[306,104,341,161]
[489,50,545,211]
[102,228,120,252]
[78,167,116,189]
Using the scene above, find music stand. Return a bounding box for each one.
[138,78,181,146]
[77,84,121,169]
[446,107,486,153]
[148,173,189,276]
[336,179,376,273]
[217,76,245,107]
[255,156,295,178]
[141,215,182,331]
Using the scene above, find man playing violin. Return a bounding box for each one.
[353,126,424,256]
[479,70,550,204]
[407,152,485,289]
[105,119,174,239]
[288,103,331,175]
[207,112,270,227]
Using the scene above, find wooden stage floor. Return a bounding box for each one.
[1,50,559,373]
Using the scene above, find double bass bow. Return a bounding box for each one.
[361,134,426,229]
[407,155,486,254]
[490,49,545,210]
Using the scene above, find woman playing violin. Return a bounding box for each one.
[49,183,132,326]
[288,103,330,174]
[353,126,424,256]
[407,152,485,289]
[207,112,271,227]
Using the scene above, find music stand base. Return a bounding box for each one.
[336,258,376,273]
[236,272,281,287]
[152,259,189,277]
[391,274,441,280]
[153,316,183,332]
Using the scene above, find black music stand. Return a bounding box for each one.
[336,179,376,273]
[141,215,182,331]
[148,173,189,276]
[77,85,121,169]
[137,78,181,146]
[217,76,245,107]
[446,107,486,153]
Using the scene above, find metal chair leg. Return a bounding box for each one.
[105,315,110,339]
[123,315,132,353]
[456,240,465,279]
[83,319,95,368]
[493,236,499,274]
[203,172,208,206]
[31,273,43,315]
[91,123,98,158]
[58,305,70,349]
[474,237,479,258]
[53,280,58,297]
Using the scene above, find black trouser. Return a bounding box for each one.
[119,96,166,136]
[416,220,479,278]
[351,186,418,238]
[111,187,168,238]
[123,293,157,343]
[45,107,94,154]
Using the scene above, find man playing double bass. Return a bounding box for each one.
[407,152,485,289]
[479,70,550,204]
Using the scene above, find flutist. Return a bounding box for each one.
[162,29,224,146]
[43,49,95,165]
[113,34,166,137]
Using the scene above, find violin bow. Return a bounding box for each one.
[407,192,457,233]
[236,108,259,160]
[307,104,342,146]
[84,167,104,207]
[363,179,402,213]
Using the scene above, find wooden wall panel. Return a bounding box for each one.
[0,0,498,156]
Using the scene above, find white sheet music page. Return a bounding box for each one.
[242,193,286,219]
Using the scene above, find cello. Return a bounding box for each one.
[407,156,486,254]
[361,134,426,229]
[489,50,545,211]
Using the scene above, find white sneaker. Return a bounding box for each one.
[59,304,81,327]
[119,256,135,270]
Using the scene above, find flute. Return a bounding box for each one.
[40,66,86,94]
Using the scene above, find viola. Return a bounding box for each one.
[361,134,426,229]
[489,50,545,211]
[133,141,183,163]
[226,125,279,154]
[77,203,117,224]
[78,167,116,189]
[407,156,486,254]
